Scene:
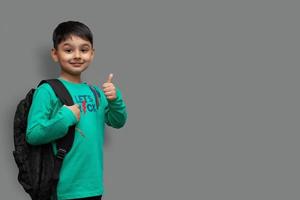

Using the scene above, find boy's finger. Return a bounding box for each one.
[106,73,113,83]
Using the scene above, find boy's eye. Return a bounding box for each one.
[64,49,73,53]
[81,49,89,53]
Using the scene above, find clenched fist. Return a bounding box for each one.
[102,73,117,101]
[65,104,81,121]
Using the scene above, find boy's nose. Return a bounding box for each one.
[74,50,81,58]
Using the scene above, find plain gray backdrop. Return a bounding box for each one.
[1,0,299,199]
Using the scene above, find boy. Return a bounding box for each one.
[26,21,127,200]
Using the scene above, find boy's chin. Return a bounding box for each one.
[61,66,88,75]
[70,71,83,76]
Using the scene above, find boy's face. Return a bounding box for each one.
[51,35,94,76]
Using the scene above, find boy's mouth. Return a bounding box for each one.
[70,62,84,67]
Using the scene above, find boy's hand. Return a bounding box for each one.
[102,73,117,101]
[65,104,81,121]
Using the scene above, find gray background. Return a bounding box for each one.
[0,0,299,199]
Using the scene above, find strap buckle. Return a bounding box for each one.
[56,148,67,159]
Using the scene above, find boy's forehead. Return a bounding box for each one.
[60,35,92,46]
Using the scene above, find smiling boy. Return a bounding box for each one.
[26,21,127,200]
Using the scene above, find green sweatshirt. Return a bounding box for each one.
[26,78,127,199]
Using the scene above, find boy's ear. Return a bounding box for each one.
[51,48,58,62]
[91,48,95,60]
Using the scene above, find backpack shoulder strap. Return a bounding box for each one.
[38,79,73,106]
[88,84,101,109]
[37,79,75,154]
[37,79,76,199]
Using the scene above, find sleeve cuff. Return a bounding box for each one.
[107,87,122,103]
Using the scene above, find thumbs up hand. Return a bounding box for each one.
[102,73,117,101]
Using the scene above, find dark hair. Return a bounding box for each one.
[52,21,93,49]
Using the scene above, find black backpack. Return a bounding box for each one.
[13,79,100,200]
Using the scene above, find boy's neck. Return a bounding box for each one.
[59,73,82,83]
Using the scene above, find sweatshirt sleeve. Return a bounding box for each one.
[104,87,127,129]
[26,84,78,145]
